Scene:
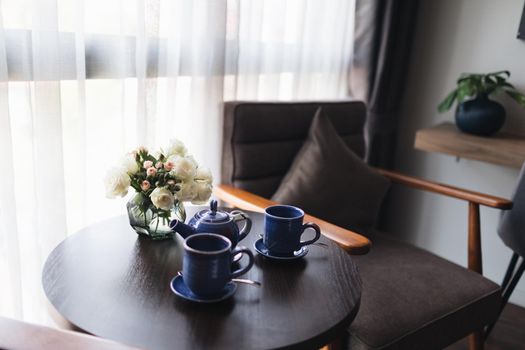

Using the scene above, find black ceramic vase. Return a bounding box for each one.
[455,93,505,136]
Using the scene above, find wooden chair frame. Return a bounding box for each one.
[215,168,513,350]
[0,317,142,350]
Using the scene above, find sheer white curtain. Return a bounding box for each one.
[0,0,355,325]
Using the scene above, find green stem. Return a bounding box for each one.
[154,213,160,233]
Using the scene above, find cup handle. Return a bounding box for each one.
[230,210,252,242]
[230,246,255,279]
[299,222,321,247]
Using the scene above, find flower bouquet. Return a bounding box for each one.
[105,140,212,239]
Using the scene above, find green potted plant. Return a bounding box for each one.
[437,71,525,136]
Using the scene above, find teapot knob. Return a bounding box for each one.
[210,199,218,214]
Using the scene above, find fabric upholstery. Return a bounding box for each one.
[498,162,525,257]
[348,231,501,350]
[222,101,367,198]
[271,108,390,231]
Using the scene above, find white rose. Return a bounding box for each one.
[104,167,131,198]
[169,155,197,180]
[122,154,139,174]
[164,139,187,157]
[195,167,213,184]
[150,187,175,210]
[191,182,213,205]
[176,181,198,202]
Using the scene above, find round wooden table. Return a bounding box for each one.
[42,207,361,350]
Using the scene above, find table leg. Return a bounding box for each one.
[468,331,484,350]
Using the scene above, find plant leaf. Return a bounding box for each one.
[457,82,477,102]
[494,76,508,85]
[438,90,458,112]
[486,70,510,78]
[506,90,525,108]
[482,76,497,94]
[485,76,497,85]
[457,74,481,84]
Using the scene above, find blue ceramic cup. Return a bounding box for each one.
[183,233,254,297]
[264,205,321,256]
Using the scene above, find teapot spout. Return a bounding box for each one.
[169,220,196,239]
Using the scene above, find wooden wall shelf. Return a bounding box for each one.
[414,122,525,168]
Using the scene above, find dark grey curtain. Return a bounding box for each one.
[349,0,419,168]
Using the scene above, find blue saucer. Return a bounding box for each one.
[254,238,308,260]
[170,275,237,303]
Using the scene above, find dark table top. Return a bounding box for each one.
[42,207,361,350]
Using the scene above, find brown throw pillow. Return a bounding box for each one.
[271,108,390,232]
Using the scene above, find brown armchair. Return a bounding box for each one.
[216,101,512,350]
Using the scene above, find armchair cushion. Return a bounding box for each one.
[271,108,390,231]
[348,231,501,350]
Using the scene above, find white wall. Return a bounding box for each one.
[387,0,525,307]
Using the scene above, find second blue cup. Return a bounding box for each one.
[264,205,321,256]
[183,233,254,297]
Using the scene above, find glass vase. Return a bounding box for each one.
[126,193,186,240]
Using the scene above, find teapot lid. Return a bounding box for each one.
[197,200,229,223]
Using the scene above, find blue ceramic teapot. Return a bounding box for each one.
[169,200,252,247]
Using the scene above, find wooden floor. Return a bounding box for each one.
[446,303,525,350]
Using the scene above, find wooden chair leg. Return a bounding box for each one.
[467,202,482,274]
[468,331,484,350]
[467,203,484,350]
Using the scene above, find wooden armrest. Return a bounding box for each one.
[376,168,512,276]
[214,184,371,255]
[0,317,142,350]
[376,168,513,209]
